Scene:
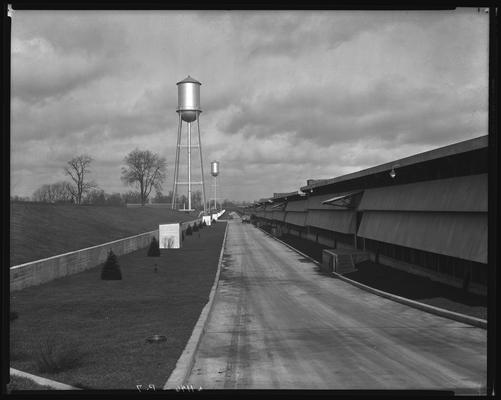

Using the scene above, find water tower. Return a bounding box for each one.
[171,76,207,213]
[210,160,219,211]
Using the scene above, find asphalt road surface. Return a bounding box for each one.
[186,220,487,392]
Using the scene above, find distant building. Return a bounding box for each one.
[248,135,488,295]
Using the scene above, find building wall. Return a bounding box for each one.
[305,231,317,242]
[368,252,486,296]
[317,234,335,248]
[249,147,488,293]
[357,174,487,264]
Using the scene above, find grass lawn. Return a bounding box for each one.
[10,202,199,266]
[278,232,487,320]
[10,221,227,390]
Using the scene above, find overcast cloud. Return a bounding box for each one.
[10,9,489,202]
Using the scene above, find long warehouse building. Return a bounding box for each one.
[247,135,488,296]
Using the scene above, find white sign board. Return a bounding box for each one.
[202,215,212,226]
[159,223,181,249]
[211,213,218,221]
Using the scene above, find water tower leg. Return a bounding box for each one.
[172,114,182,210]
[187,121,192,211]
[197,116,207,214]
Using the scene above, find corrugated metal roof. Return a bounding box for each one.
[357,211,487,263]
[322,191,362,207]
[358,174,487,212]
[272,191,306,201]
[306,191,359,211]
[305,210,356,234]
[258,198,273,204]
[301,135,488,191]
[285,211,307,227]
[273,191,299,198]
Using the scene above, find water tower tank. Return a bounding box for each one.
[177,75,201,122]
[211,161,219,177]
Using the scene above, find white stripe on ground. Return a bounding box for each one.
[10,368,81,390]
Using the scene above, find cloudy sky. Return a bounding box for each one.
[11,8,489,202]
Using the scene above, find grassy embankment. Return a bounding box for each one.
[10,221,227,390]
[10,202,199,266]
[277,232,487,320]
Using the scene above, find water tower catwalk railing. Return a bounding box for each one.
[171,76,207,213]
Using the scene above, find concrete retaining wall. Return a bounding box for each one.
[11,218,201,292]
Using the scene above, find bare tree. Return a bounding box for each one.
[105,192,124,206]
[10,195,31,202]
[83,188,106,205]
[52,181,74,203]
[121,190,142,204]
[121,149,167,206]
[32,184,52,202]
[32,181,74,203]
[64,155,97,205]
[152,190,170,204]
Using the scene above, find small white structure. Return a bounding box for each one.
[202,215,212,226]
[159,223,182,249]
[210,210,225,222]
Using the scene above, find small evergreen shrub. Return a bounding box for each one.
[193,224,199,233]
[101,250,122,280]
[186,225,193,236]
[147,237,160,257]
[202,220,207,227]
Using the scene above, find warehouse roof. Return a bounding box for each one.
[300,135,488,191]
[272,191,306,202]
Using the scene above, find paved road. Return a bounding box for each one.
[186,220,487,392]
